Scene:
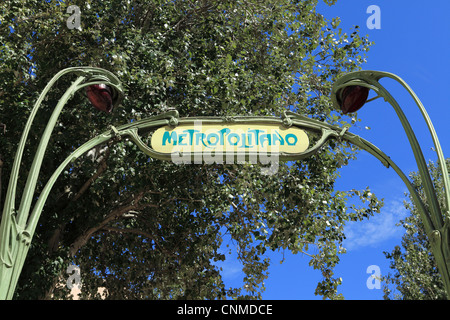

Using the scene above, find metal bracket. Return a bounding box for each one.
[109,125,122,140]
[281,111,293,127]
[338,127,349,141]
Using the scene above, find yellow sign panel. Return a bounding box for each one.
[151,122,309,154]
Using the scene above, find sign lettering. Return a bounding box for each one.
[151,123,309,155]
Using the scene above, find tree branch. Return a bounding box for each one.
[47,143,112,254]
[101,226,174,257]
[71,145,111,202]
[68,191,159,256]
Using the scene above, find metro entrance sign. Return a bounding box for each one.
[1,67,449,299]
[152,123,309,154]
[151,121,309,166]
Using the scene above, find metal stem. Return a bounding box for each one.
[332,70,450,298]
[0,67,123,299]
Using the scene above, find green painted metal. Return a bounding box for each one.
[332,70,450,298]
[0,67,123,299]
[0,67,448,299]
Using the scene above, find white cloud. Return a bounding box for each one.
[215,258,243,280]
[343,198,408,251]
[212,233,245,281]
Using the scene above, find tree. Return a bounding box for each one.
[382,160,449,300]
[0,0,378,299]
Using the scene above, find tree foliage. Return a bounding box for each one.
[382,160,449,300]
[0,0,378,299]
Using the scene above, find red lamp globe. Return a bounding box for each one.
[86,84,114,113]
[339,85,370,114]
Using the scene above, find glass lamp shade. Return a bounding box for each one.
[339,85,370,114]
[86,84,114,113]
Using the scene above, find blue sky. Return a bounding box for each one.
[216,1,450,300]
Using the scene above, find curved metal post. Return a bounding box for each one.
[0,67,124,299]
[331,71,450,298]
